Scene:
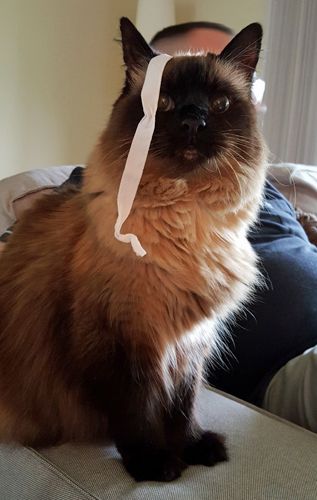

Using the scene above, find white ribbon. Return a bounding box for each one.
[114,54,173,257]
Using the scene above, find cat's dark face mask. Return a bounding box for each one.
[108,18,263,177]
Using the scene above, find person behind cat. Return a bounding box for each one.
[150,21,317,432]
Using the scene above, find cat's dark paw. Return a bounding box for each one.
[184,431,228,466]
[121,448,187,482]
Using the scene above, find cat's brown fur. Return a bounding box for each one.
[0,19,266,481]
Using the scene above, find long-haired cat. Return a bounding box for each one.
[0,18,266,482]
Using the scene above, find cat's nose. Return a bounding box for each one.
[181,117,207,135]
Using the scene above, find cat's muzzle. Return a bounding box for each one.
[178,105,208,162]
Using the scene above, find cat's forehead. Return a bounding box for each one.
[129,54,250,100]
[161,54,249,97]
[163,54,217,83]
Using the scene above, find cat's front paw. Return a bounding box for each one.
[121,448,187,482]
[184,431,228,466]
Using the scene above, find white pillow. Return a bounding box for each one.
[0,166,75,234]
[268,163,317,215]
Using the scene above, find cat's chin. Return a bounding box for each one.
[183,146,199,161]
[176,147,208,168]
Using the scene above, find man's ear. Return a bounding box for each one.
[120,17,155,71]
[219,23,262,81]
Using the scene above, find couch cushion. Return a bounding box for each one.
[0,387,316,499]
[0,166,75,234]
[268,163,317,215]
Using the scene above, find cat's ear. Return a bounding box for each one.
[219,23,262,81]
[120,17,155,72]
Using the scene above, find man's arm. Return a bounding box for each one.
[296,209,317,246]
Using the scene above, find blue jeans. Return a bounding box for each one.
[207,181,317,404]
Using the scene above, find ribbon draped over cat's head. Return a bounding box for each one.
[114,53,172,257]
[114,18,263,257]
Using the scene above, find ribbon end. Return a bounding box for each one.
[114,229,147,258]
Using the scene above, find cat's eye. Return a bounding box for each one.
[158,94,175,112]
[211,96,230,114]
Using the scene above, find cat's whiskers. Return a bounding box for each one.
[102,151,129,167]
[114,136,134,145]
[224,134,254,145]
[225,149,253,178]
[220,153,243,199]
[227,141,257,154]
[229,144,259,166]
[148,148,167,160]
[222,139,255,164]
[223,135,257,149]
[200,156,222,178]
[99,142,131,164]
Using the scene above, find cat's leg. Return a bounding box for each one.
[0,402,18,442]
[109,384,187,481]
[105,350,187,482]
[165,373,228,467]
[0,400,53,447]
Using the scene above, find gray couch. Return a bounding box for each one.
[1,387,317,499]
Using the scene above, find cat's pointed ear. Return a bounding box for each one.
[219,23,262,81]
[120,17,155,71]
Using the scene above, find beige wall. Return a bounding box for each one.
[0,0,137,179]
[175,0,266,33]
[1,0,266,179]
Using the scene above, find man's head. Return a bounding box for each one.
[150,21,234,55]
